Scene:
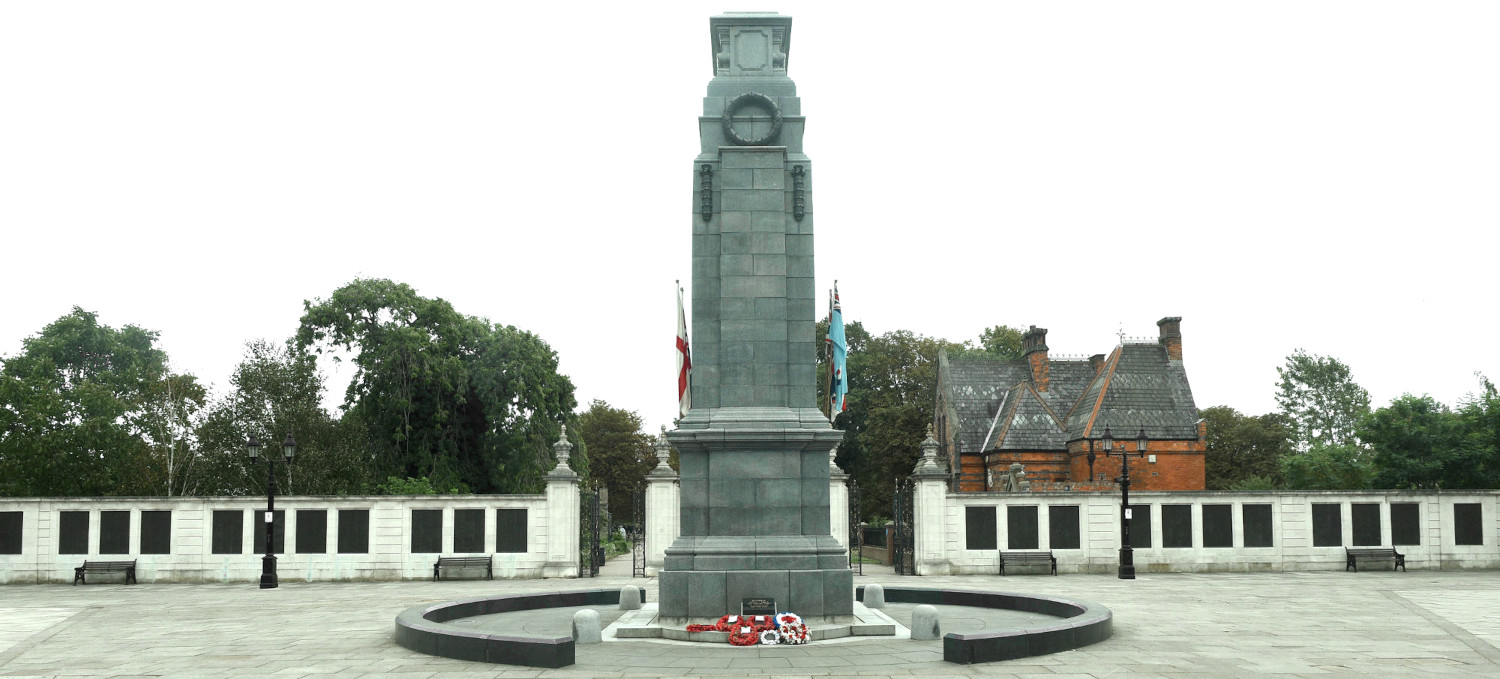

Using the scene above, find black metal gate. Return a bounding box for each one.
[892,477,916,575]
[630,489,646,578]
[847,479,863,575]
[579,488,601,577]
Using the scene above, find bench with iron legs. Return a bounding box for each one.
[73,560,137,585]
[1346,547,1405,572]
[434,555,493,581]
[999,550,1057,576]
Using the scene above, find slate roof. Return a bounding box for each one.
[940,341,1200,454]
[1064,343,1201,441]
[941,355,1028,453]
[995,386,1067,450]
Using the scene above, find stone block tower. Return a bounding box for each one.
[660,12,851,622]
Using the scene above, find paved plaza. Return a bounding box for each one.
[2,560,1498,678]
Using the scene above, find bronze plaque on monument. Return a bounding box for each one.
[741,598,776,616]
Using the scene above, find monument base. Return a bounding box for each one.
[613,602,898,639]
[658,566,853,621]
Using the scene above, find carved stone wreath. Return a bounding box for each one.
[722,92,783,146]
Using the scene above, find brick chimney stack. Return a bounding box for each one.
[1089,353,1106,375]
[1022,325,1050,392]
[1157,317,1183,361]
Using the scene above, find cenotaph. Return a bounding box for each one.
[660,12,852,623]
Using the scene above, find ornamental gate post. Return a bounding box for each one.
[544,426,581,578]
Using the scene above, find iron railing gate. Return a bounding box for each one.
[580,488,601,577]
[847,479,862,575]
[630,489,646,577]
[893,477,916,575]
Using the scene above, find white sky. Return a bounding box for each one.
[3,2,1497,437]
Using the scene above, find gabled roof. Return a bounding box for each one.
[994,384,1068,450]
[1065,343,1200,440]
[940,355,1028,453]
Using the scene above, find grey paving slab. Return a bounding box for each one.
[0,565,1497,677]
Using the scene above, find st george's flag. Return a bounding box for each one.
[826,282,848,415]
[676,282,692,418]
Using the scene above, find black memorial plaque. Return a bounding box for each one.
[140,510,171,554]
[0,511,22,555]
[1049,505,1080,550]
[454,509,485,553]
[965,506,996,550]
[1202,504,1232,548]
[1162,504,1192,548]
[1351,503,1381,546]
[1007,505,1039,550]
[60,510,90,555]
[1311,503,1342,547]
[1130,504,1153,548]
[1242,504,1274,548]
[411,509,442,553]
[1455,503,1483,546]
[741,598,776,616]
[99,510,130,554]
[296,509,327,554]
[496,508,527,553]
[252,510,286,554]
[212,510,243,554]
[1390,503,1420,546]
[338,509,369,553]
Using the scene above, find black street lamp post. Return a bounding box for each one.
[247,434,295,589]
[1102,426,1148,580]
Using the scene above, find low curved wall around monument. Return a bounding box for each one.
[394,587,644,668]
[857,586,1113,664]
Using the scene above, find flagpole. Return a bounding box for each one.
[823,287,834,420]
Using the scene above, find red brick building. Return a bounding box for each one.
[934,317,1206,492]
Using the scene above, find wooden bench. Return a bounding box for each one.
[1346,547,1405,572]
[73,560,137,585]
[999,551,1056,576]
[433,555,493,581]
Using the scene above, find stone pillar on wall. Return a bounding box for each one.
[645,434,680,576]
[543,427,580,578]
[828,448,849,553]
[911,426,952,575]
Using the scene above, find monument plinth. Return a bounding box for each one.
[660,12,852,623]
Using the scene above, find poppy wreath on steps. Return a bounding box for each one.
[728,616,775,646]
[687,611,786,644]
[775,612,809,645]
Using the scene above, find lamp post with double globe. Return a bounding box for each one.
[247,434,295,589]
[1102,426,1148,579]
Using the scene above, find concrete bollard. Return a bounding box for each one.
[864,583,886,609]
[572,609,602,644]
[911,604,941,640]
[619,586,642,610]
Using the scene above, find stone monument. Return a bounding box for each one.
[660,12,852,623]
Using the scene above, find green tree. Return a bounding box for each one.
[576,400,654,506]
[1201,406,1291,490]
[295,278,578,494]
[1275,349,1371,451]
[819,323,963,520]
[1360,392,1498,489]
[951,325,1026,360]
[193,340,372,496]
[1281,443,1375,490]
[0,308,205,496]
